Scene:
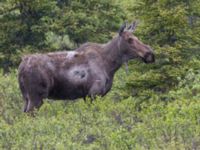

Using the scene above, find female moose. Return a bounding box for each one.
[18,22,155,112]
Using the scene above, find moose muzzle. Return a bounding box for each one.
[143,52,155,63]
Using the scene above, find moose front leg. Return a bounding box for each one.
[88,80,105,102]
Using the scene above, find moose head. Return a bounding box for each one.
[118,21,155,63]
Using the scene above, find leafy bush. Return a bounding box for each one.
[1,63,200,149]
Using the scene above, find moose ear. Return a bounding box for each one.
[118,21,127,36]
[129,21,138,32]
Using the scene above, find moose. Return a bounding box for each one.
[18,22,155,113]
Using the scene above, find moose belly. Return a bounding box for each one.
[48,83,87,100]
[48,66,90,100]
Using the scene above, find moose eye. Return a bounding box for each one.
[128,38,133,44]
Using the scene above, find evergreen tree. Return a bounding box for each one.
[132,0,190,45]
[0,0,124,73]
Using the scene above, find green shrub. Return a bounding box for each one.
[1,66,200,149]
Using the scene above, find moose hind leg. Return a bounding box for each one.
[19,83,29,112]
[23,97,28,112]
[25,95,43,113]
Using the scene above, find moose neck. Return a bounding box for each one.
[102,36,125,76]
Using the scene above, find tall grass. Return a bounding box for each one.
[1,65,200,149]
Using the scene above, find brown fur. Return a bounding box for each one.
[18,22,155,112]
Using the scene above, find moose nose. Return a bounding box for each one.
[143,52,155,63]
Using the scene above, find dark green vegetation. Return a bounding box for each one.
[1,0,200,149]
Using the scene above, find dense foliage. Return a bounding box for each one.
[0,0,200,149]
[0,0,124,72]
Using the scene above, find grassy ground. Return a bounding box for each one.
[1,59,200,150]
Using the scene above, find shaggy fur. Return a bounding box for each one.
[18,22,155,112]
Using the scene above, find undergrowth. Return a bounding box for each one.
[1,55,200,149]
